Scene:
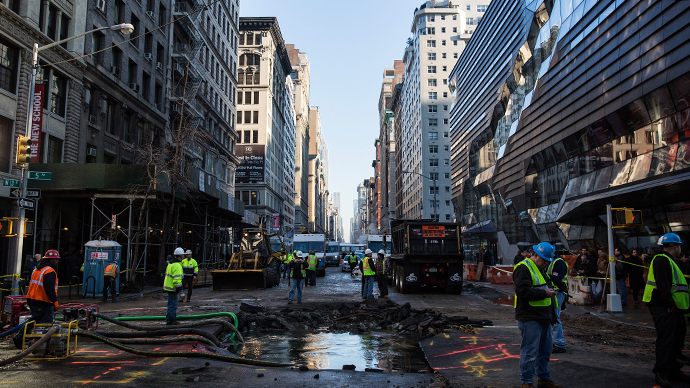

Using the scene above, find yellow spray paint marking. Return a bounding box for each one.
[0,382,20,385]
[442,333,450,339]
[152,357,170,366]
[75,371,147,384]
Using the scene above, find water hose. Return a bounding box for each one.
[95,313,244,344]
[94,328,221,347]
[77,330,295,368]
[0,321,28,338]
[109,312,240,341]
[114,336,217,346]
[0,324,59,367]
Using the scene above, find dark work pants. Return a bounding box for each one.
[377,274,388,297]
[649,305,686,374]
[102,277,116,302]
[306,270,316,286]
[183,276,194,300]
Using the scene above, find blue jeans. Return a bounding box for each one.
[363,276,375,298]
[289,278,304,301]
[616,278,627,305]
[552,292,566,349]
[166,292,179,324]
[29,304,55,324]
[517,320,552,384]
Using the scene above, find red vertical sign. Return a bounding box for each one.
[30,84,44,163]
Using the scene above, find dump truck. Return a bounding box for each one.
[210,228,286,290]
[390,220,463,294]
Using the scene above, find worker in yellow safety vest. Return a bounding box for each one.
[288,251,307,304]
[547,255,569,353]
[513,242,560,388]
[181,249,198,302]
[360,249,377,299]
[306,250,318,287]
[164,248,185,325]
[102,261,119,303]
[643,233,690,388]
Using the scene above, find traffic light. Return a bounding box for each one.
[614,208,643,226]
[0,218,14,236]
[16,135,31,165]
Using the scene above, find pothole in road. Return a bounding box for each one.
[234,331,430,373]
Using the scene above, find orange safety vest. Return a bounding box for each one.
[27,266,59,308]
[104,263,118,278]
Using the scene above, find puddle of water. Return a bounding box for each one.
[233,332,430,373]
[492,295,515,306]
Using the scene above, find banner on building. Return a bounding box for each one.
[30,84,44,163]
[235,145,265,183]
[272,213,280,231]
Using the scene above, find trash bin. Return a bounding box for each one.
[82,240,122,297]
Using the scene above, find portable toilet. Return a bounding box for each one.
[82,240,122,297]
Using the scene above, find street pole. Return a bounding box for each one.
[606,204,622,312]
[433,178,437,221]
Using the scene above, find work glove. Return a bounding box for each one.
[54,301,59,310]
[178,292,186,302]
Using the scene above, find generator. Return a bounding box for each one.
[21,321,78,359]
[1,295,30,329]
[60,303,99,330]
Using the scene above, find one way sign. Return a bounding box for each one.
[10,189,21,197]
[18,198,34,210]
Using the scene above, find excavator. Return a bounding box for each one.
[211,227,287,290]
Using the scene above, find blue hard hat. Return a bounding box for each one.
[659,233,683,246]
[532,242,555,262]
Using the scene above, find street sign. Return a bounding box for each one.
[26,189,41,198]
[10,189,21,198]
[17,198,35,210]
[28,171,52,180]
[3,179,20,187]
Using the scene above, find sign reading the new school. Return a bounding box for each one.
[422,225,445,238]
[30,84,44,163]
[235,145,265,183]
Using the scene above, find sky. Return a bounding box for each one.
[241,0,425,243]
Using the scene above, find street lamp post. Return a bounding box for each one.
[401,170,437,220]
[8,23,133,295]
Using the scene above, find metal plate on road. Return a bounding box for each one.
[18,198,35,209]
[26,189,41,198]
[10,188,21,197]
[3,179,20,187]
[28,171,52,180]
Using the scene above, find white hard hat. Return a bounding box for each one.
[296,251,303,257]
[185,249,192,255]
[174,247,185,255]
[378,249,386,255]
[364,249,372,255]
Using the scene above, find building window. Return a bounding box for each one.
[443,92,448,97]
[429,119,438,126]
[454,40,458,46]
[429,159,438,167]
[444,145,449,151]
[467,18,475,25]
[442,66,447,72]
[159,3,167,25]
[440,15,445,20]
[122,112,131,143]
[50,72,67,117]
[445,186,450,192]
[91,31,104,65]
[441,27,445,33]
[429,132,438,140]
[244,111,251,124]
[429,92,437,99]
[443,105,448,111]
[243,130,250,143]
[453,27,457,33]
[114,0,125,24]
[0,39,18,93]
[46,135,63,163]
[444,118,449,124]
[252,129,258,143]
[131,14,140,47]
[429,145,438,153]
[466,5,470,10]
[445,173,450,179]
[244,91,251,104]
[430,172,439,180]
[445,214,451,220]
[237,92,242,105]
[428,53,436,60]
[428,79,437,87]
[428,105,437,112]
[253,111,258,124]
[429,186,439,194]
[427,40,436,47]
[443,79,447,85]
[443,131,449,138]
[477,5,488,12]
[142,72,150,101]
[427,27,435,35]
[442,40,446,46]
[454,53,458,58]
[254,91,259,104]
[442,53,446,59]
[0,116,12,172]
[444,159,449,165]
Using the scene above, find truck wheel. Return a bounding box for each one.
[446,282,463,295]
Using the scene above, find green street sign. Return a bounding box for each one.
[3,179,20,187]
[28,171,52,180]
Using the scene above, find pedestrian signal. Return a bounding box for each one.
[16,135,31,165]
[614,208,643,226]
[0,219,13,236]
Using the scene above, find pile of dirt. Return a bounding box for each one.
[236,299,492,338]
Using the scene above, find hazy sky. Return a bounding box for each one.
[241,0,425,242]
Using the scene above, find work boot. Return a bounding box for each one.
[537,379,562,388]
[288,300,293,304]
[655,372,673,388]
[520,384,534,388]
[552,346,566,354]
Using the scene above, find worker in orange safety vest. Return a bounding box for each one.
[102,262,119,303]
[26,249,61,323]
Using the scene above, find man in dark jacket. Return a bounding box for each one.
[288,251,307,304]
[614,248,628,306]
[514,250,525,266]
[627,248,645,304]
[514,242,560,388]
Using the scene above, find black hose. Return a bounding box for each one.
[94,328,221,347]
[0,324,59,367]
[94,313,244,343]
[115,336,217,346]
[77,330,295,368]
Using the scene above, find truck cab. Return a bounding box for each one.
[325,241,341,266]
[292,233,327,276]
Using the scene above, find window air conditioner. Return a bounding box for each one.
[156,62,163,70]
[87,147,97,157]
[146,11,155,18]
[144,53,153,61]
[129,83,140,93]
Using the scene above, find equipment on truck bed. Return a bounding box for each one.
[211,227,286,290]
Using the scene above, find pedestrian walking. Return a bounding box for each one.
[102,261,118,303]
[614,248,628,306]
[306,250,317,286]
[288,251,307,304]
[164,248,185,325]
[627,248,645,305]
[375,249,390,298]
[547,254,568,353]
[643,233,689,388]
[360,249,377,299]
[514,242,560,388]
[181,249,198,302]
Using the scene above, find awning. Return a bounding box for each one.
[461,220,497,234]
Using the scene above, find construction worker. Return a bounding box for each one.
[547,253,568,354]
[282,250,295,279]
[181,249,198,302]
[102,261,119,303]
[360,249,377,299]
[306,250,317,286]
[164,248,185,325]
[348,252,358,277]
[375,249,390,298]
[288,251,307,304]
[514,242,560,388]
[27,249,61,324]
[643,233,689,388]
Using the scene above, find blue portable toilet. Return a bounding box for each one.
[82,240,122,297]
